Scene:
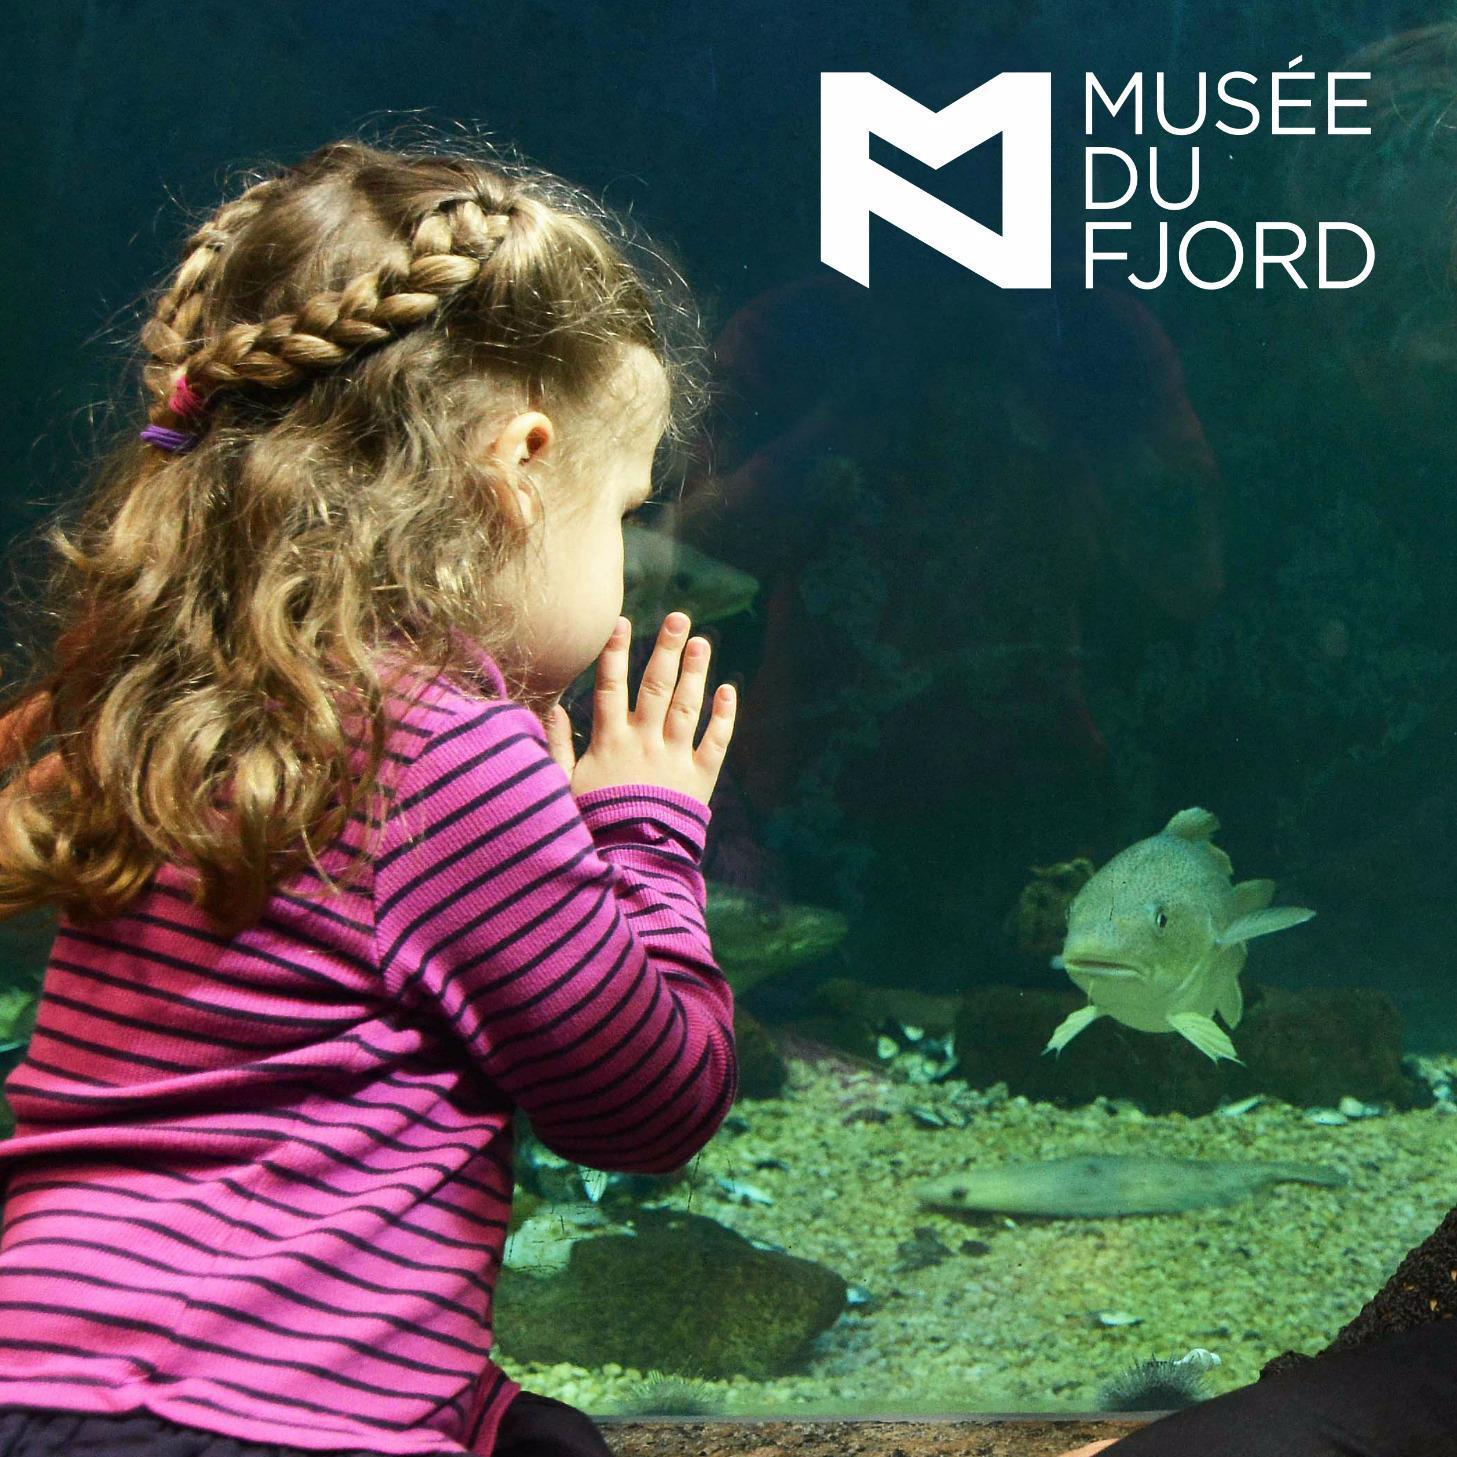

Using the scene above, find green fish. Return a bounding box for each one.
[622,525,759,629]
[917,1153,1348,1218]
[1045,808,1315,1064]
[0,986,37,1053]
[705,882,848,996]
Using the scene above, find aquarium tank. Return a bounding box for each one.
[3,0,1456,1429]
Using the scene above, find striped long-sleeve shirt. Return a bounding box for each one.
[0,640,737,1457]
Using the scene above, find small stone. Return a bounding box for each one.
[1338,1095,1382,1118]
[908,1106,947,1128]
[1305,1107,1349,1126]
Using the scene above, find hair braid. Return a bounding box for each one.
[138,179,286,424]
[141,189,523,432]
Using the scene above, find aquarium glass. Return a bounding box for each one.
[3,0,1455,1427]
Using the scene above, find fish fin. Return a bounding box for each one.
[1214,964,1244,1029]
[1233,879,1276,916]
[1163,808,1220,841]
[1167,1011,1243,1065]
[1043,1004,1103,1057]
[1219,906,1316,945]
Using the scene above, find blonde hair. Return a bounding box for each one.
[0,130,711,936]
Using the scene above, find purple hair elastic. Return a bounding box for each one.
[139,373,211,454]
[138,425,201,454]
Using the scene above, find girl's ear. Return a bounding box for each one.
[483,411,556,530]
[488,471,542,532]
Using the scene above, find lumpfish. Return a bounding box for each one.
[704,881,848,995]
[916,1153,1348,1218]
[1046,808,1314,1064]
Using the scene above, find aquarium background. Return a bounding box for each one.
[3,0,1456,1422]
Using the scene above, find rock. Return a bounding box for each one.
[494,1208,846,1379]
[787,978,964,1062]
[733,1006,788,1100]
[952,982,1421,1116]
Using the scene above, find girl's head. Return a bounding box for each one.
[0,131,711,933]
[483,338,673,716]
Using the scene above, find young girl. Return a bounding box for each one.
[0,137,738,1457]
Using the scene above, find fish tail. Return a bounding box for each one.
[1267,1161,1349,1188]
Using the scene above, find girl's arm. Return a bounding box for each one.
[373,697,736,1175]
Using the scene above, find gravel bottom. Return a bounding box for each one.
[499,1047,1457,1420]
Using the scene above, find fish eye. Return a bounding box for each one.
[1154,907,1169,929]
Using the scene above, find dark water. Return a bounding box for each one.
[3,0,1457,1423]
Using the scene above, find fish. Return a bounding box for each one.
[0,986,38,1053]
[621,524,759,630]
[916,1153,1348,1218]
[704,881,848,995]
[1045,808,1315,1064]
[561,526,759,709]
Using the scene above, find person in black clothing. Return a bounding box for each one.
[1060,1205,1457,1456]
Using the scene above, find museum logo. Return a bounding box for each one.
[821,66,1375,290]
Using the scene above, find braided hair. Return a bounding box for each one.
[140,164,521,437]
[0,134,711,934]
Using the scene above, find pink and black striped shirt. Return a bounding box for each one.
[0,641,737,1456]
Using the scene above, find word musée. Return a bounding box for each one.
[1085,62,1373,290]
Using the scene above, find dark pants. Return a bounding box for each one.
[493,1391,613,1457]
[0,1389,612,1457]
[1105,1317,1457,1456]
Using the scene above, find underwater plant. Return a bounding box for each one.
[612,1368,728,1416]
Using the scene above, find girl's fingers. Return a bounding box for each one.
[593,617,632,733]
[664,636,710,744]
[694,683,736,769]
[633,611,691,732]
[542,703,576,777]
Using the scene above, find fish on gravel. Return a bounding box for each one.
[916,1153,1348,1217]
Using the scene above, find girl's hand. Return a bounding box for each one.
[544,611,736,808]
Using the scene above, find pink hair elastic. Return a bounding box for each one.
[138,373,211,454]
[168,374,210,419]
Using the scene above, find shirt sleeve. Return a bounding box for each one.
[372,697,737,1174]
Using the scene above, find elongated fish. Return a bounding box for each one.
[917,1153,1347,1218]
